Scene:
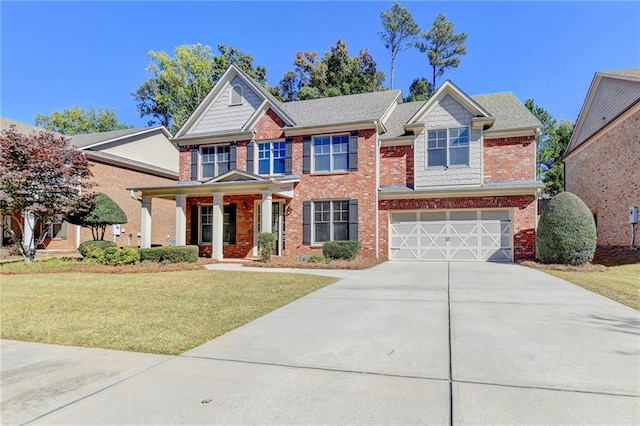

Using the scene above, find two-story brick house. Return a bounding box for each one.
[130,64,542,261]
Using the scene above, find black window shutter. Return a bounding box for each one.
[349,131,358,171]
[285,137,293,175]
[349,199,359,241]
[302,201,311,245]
[229,143,237,171]
[190,204,199,245]
[302,136,311,174]
[226,204,237,245]
[190,148,198,181]
[246,143,254,173]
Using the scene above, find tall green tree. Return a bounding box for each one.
[133,43,267,132]
[0,126,94,262]
[525,99,574,196]
[378,2,420,89]
[416,13,467,94]
[34,106,131,135]
[405,77,434,102]
[274,39,385,101]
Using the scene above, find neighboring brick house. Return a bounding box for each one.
[563,68,640,247]
[130,64,542,261]
[0,118,178,251]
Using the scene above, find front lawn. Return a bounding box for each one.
[540,264,639,310]
[0,270,336,354]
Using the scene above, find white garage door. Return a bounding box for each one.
[390,210,512,261]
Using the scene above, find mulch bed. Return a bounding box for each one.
[244,256,385,270]
[521,245,639,271]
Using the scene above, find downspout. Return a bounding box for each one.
[374,122,380,259]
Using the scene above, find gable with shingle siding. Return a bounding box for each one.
[189,76,264,135]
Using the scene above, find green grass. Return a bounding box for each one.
[543,264,640,310]
[0,270,336,354]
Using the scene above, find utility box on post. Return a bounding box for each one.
[630,205,639,224]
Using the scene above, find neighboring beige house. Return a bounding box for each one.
[0,117,178,251]
[563,68,640,246]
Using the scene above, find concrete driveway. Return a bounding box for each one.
[2,262,639,425]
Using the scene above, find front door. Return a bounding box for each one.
[255,201,285,256]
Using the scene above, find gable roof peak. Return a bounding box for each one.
[174,64,296,139]
[406,80,492,126]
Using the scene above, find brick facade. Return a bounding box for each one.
[565,107,640,246]
[42,160,176,250]
[483,135,536,182]
[380,145,414,187]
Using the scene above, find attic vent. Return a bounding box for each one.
[230,85,243,106]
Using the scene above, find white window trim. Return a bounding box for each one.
[426,127,470,168]
[256,140,286,176]
[229,84,243,106]
[311,199,350,245]
[312,134,350,173]
[200,145,230,179]
[198,203,235,245]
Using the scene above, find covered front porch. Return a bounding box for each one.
[128,170,299,260]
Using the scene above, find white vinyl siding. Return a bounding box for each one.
[98,131,179,173]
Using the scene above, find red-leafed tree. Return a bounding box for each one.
[0,125,94,262]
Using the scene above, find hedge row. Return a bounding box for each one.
[78,241,198,265]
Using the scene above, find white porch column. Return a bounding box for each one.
[261,190,273,234]
[140,196,152,248]
[212,193,224,260]
[23,212,35,250]
[175,194,187,246]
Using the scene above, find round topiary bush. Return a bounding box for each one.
[537,192,597,265]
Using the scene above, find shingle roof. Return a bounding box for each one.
[600,68,640,78]
[281,90,402,128]
[471,92,541,132]
[0,117,60,136]
[70,127,162,148]
[380,102,423,139]
[380,91,540,140]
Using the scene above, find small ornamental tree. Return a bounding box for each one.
[67,192,127,240]
[537,192,597,266]
[0,125,93,262]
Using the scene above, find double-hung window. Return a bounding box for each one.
[427,127,469,167]
[313,134,349,172]
[313,200,349,243]
[258,141,286,175]
[200,204,236,245]
[201,146,230,178]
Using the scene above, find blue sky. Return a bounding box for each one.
[1,1,639,129]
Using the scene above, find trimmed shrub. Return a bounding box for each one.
[257,233,277,262]
[103,246,140,266]
[78,240,116,258]
[323,241,362,260]
[537,192,597,266]
[161,246,198,263]
[82,245,105,263]
[138,246,198,263]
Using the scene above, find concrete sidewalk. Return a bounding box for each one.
[2,261,639,425]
